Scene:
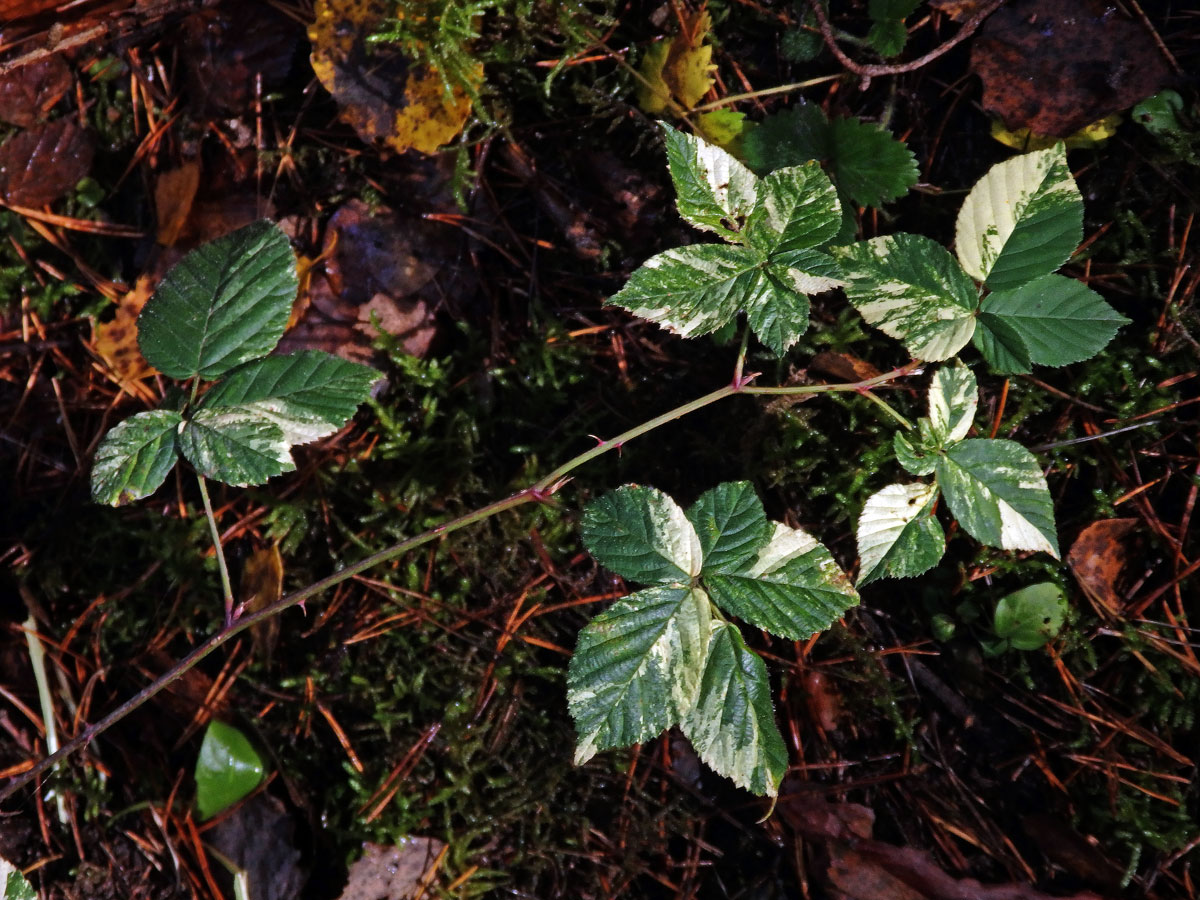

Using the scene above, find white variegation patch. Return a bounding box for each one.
[856,482,944,586]
[954,144,1082,290]
[179,407,295,487]
[663,125,758,238]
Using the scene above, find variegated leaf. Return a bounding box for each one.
[568,586,712,763]
[935,439,1059,557]
[954,144,1083,291]
[686,481,773,575]
[178,407,294,486]
[91,409,182,505]
[663,123,758,241]
[744,162,842,254]
[856,482,944,586]
[927,361,977,446]
[834,233,978,361]
[582,485,704,583]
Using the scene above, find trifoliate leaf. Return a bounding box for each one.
[681,622,788,796]
[978,274,1128,367]
[993,582,1068,650]
[91,409,182,506]
[973,312,1033,374]
[605,243,767,339]
[743,104,918,208]
[200,351,379,447]
[686,482,773,575]
[704,522,859,640]
[927,361,977,446]
[834,234,978,360]
[582,485,703,583]
[568,586,711,763]
[138,220,297,380]
[745,162,842,255]
[195,720,265,821]
[856,482,944,586]
[662,124,758,240]
[179,407,295,487]
[954,144,1083,291]
[935,439,1059,557]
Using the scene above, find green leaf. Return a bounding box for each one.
[954,145,1083,291]
[179,407,295,487]
[927,361,977,446]
[742,105,918,208]
[868,0,921,57]
[979,275,1128,367]
[935,439,1059,557]
[138,221,298,379]
[894,431,936,476]
[705,522,859,640]
[834,234,978,360]
[1,857,36,900]
[744,163,842,255]
[973,312,1033,374]
[200,351,379,446]
[856,482,945,586]
[195,720,265,820]
[662,123,758,241]
[582,485,703,583]
[686,482,773,575]
[746,269,811,355]
[993,582,1068,650]
[605,243,766,339]
[91,409,183,506]
[681,622,788,796]
[568,586,711,763]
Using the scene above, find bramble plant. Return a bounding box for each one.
[8,121,1129,810]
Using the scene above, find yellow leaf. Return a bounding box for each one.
[308,0,480,154]
[635,10,715,115]
[990,113,1121,152]
[93,275,158,390]
[696,109,746,152]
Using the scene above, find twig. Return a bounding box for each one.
[806,0,1007,87]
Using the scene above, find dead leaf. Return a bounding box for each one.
[637,10,715,114]
[240,544,283,665]
[970,0,1172,137]
[0,117,94,206]
[802,670,842,733]
[207,794,305,900]
[1067,518,1140,615]
[182,4,299,116]
[339,838,446,900]
[308,0,479,155]
[0,54,71,127]
[93,275,158,389]
[809,351,883,383]
[154,161,201,246]
[927,0,990,22]
[829,846,928,900]
[990,113,1120,152]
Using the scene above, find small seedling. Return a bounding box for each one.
[986,582,1069,654]
[194,720,266,820]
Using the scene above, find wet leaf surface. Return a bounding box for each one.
[0,117,93,206]
[0,54,71,127]
[970,0,1172,137]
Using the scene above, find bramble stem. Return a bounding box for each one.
[858,389,914,430]
[0,362,918,804]
[197,474,236,626]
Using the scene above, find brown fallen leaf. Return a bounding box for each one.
[207,794,305,900]
[308,0,479,155]
[339,838,446,900]
[0,117,94,206]
[0,54,71,127]
[1067,518,1140,616]
[809,351,883,383]
[154,160,202,246]
[240,544,283,666]
[182,4,299,116]
[93,275,158,397]
[970,0,1171,137]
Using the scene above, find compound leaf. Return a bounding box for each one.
[138,220,298,379]
[936,439,1059,557]
[955,145,1083,291]
[834,234,978,360]
[568,586,711,763]
[973,312,1033,374]
[856,482,944,586]
[195,720,265,821]
[682,622,788,796]
[179,407,295,487]
[663,124,758,240]
[979,274,1128,367]
[90,409,182,506]
[686,482,773,575]
[993,582,1068,650]
[927,361,977,446]
[583,485,703,584]
[745,162,842,255]
[200,351,379,447]
[705,522,859,640]
[606,243,767,339]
